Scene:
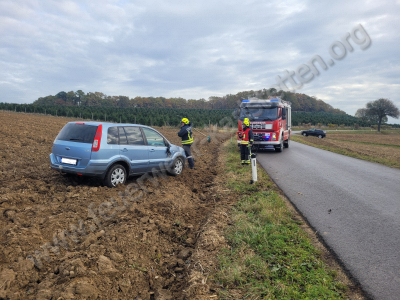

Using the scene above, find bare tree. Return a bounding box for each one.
[366,98,399,132]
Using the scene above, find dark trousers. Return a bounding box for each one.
[240,144,250,163]
[183,144,194,168]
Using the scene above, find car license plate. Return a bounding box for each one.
[61,158,77,165]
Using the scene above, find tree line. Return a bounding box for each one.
[0,104,234,127]
[293,111,375,127]
[31,88,347,114]
[2,102,397,128]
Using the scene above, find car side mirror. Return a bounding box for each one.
[234,108,240,120]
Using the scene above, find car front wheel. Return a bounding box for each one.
[275,138,284,152]
[284,138,289,148]
[302,133,307,136]
[104,164,127,188]
[168,157,184,176]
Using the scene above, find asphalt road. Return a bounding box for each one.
[256,140,400,300]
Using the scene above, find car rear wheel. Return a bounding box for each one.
[318,135,323,138]
[302,133,307,136]
[104,164,127,188]
[168,157,184,176]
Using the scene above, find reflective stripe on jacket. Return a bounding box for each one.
[178,123,194,145]
[240,127,253,145]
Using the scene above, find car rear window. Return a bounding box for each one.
[107,127,119,144]
[119,127,128,145]
[56,123,98,143]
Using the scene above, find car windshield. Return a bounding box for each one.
[240,107,278,121]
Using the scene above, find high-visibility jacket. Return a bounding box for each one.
[240,127,254,145]
[178,123,194,145]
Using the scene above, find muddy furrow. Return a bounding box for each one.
[0,112,232,300]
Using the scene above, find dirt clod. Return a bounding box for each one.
[177,248,192,260]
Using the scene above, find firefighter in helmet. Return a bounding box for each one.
[239,118,254,165]
[178,118,195,169]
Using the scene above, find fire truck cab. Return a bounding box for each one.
[236,97,291,152]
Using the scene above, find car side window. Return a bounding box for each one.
[119,127,128,145]
[142,128,166,146]
[124,126,145,145]
[107,127,119,144]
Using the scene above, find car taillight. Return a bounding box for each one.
[92,125,102,152]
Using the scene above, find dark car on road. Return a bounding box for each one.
[300,128,326,138]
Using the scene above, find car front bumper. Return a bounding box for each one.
[237,140,280,146]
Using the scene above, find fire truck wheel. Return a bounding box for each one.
[275,138,284,152]
[284,139,289,148]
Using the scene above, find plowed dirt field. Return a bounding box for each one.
[0,112,232,300]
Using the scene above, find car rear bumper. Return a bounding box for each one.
[50,153,107,177]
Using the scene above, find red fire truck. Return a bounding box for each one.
[236,97,291,152]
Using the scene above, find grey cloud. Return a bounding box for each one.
[0,0,398,118]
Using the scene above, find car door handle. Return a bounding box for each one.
[150,149,155,152]
[122,148,128,152]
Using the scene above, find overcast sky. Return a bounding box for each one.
[1,0,399,122]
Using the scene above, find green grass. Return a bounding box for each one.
[215,141,347,299]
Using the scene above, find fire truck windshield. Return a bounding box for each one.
[240,107,278,121]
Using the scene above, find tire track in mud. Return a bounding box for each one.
[0,112,233,300]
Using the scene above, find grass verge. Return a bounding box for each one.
[291,135,400,169]
[326,130,400,135]
[215,141,348,299]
